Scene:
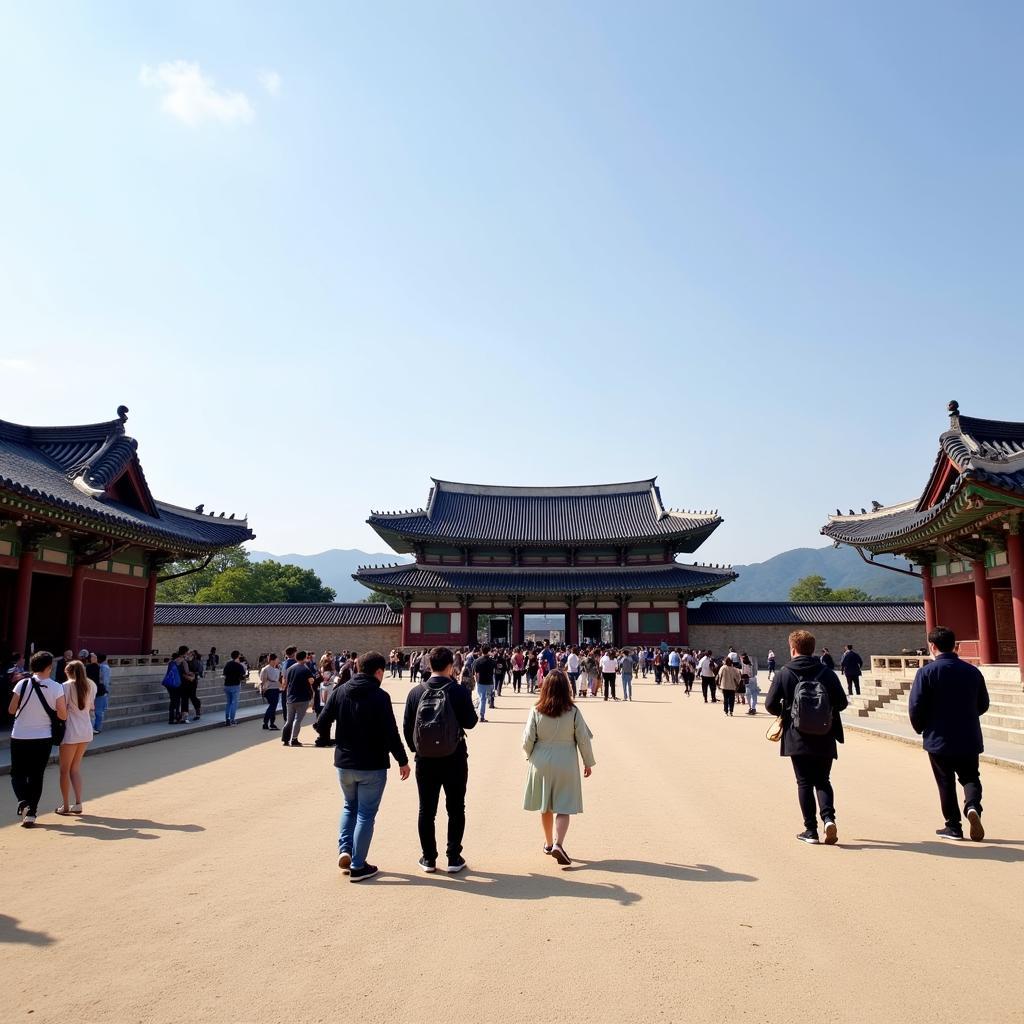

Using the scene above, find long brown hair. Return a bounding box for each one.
[536,668,574,717]
[65,659,89,710]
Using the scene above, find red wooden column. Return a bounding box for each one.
[568,598,579,646]
[972,559,997,664]
[512,600,523,645]
[11,544,35,657]
[920,563,937,637]
[141,569,159,654]
[619,599,629,646]
[1006,528,1024,683]
[67,562,86,652]
[401,603,411,647]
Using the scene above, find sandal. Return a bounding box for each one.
[55,806,74,816]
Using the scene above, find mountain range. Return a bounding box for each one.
[249,544,920,603]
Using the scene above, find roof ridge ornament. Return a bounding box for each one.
[948,399,960,432]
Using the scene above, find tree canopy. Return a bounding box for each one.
[788,574,871,603]
[157,546,336,604]
[360,589,404,612]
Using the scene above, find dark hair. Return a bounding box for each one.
[177,645,189,655]
[269,652,278,661]
[285,646,297,656]
[928,626,956,653]
[429,646,455,672]
[358,651,387,676]
[481,644,490,655]
[295,650,307,660]
[536,669,574,717]
[97,652,107,663]
[231,649,240,659]
[30,650,54,673]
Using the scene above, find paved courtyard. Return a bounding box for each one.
[3,678,1022,1024]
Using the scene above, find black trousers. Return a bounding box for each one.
[512,671,524,693]
[603,672,617,700]
[10,737,53,815]
[182,681,202,716]
[845,674,861,696]
[722,690,736,714]
[494,675,505,696]
[701,677,717,702]
[928,752,983,830]
[263,689,279,726]
[683,671,694,693]
[416,752,469,862]
[791,754,836,831]
[167,689,184,723]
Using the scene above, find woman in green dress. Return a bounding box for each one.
[522,669,596,866]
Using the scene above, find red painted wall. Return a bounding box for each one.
[79,577,148,654]
[933,581,977,643]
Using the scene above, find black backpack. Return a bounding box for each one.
[413,680,461,757]
[791,667,833,736]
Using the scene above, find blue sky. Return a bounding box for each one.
[3,2,1022,566]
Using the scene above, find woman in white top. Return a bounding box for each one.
[8,650,68,827]
[57,659,95,815]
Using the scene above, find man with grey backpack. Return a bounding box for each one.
[765,629,849,846]
[403,646,478,874]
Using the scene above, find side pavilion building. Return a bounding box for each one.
[354,478,736,648]
[0,407,253,657]
[822,402,1024,681]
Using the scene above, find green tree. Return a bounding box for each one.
[788,574,871,603]
[157,548,336,604]
[360,589,404,612]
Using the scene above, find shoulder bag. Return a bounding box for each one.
[16,679,67,747]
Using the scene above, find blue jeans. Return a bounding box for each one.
[93,694,109,731]
[224,685,241,722]
[622,675,633,700]
[475,684,493,720]
[338,768,388,869]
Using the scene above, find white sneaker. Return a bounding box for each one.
[21,814,36,828]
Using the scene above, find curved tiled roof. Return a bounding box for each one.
[0,409,253,553]
[368,478,722,551]
[822,407,1024,552]
[688,601,925,626]
[155,603,401,627]
[354,562,736,597]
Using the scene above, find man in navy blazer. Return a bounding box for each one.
[908,627,990,841]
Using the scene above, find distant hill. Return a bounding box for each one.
[249,543,920,605]
[715,545,920,602]
[248,548,412,601]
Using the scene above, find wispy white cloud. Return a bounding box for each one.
[139,61,254,126]
[258,70,282,98]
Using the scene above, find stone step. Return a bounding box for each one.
[100,675,255,699]
[863,706,1024,743]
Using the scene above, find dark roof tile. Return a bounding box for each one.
[155,603,401,628]
[688,602,925,626]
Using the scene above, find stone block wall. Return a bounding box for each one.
[152,624,404,661]
[688,623,926,665]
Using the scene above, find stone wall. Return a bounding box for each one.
[688,622,927,665]
[152,624,403,660]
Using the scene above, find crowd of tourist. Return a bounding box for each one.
[7,627,991,864]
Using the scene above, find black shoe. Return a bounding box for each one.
[16,800,28,818]
[796,830,820,845]
[966,807,985,842]
[419,856,437,873]
[445,856,467,874]
[349,864,379,882]
[936,826,964,841]
[269,724,279,730]
[262,724,269,730]
[290,740,302,747]
[823,820,838,845]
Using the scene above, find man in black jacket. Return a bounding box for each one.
[908,626,990,841]
[403,646,478,874]
[315,651,410,882]
[766,629,849,845]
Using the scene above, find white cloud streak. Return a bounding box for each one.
[258,70,282,97]
[139,61,254,126]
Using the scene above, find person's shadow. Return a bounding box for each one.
[0,914,55,946]
[34,815,205,842]
[577,859,757,883]
[841,838,1024,864]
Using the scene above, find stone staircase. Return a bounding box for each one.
[852,660,1024,747]
[0,663,263,750]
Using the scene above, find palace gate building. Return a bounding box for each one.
[0,408,253,657]
[822,402,1024,682]
[354,478,736,648]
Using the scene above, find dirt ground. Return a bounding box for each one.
[2,676,1022,1024]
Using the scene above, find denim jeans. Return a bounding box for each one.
[337,768,388,869]
[93,694,109,731]
[263,689,280,726]
[621,675,633,700]
[747,686,759,711]
[476,684,493,720]
[224,685,241,723]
